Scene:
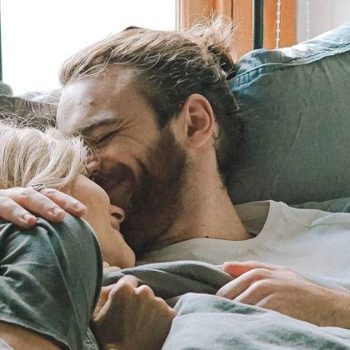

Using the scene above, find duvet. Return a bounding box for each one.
[104,261,350,350]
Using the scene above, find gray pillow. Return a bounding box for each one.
[0,94,57,129]
[293,197,350,213]
[229,22,350,205]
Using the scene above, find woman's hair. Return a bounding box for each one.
[59,17,241,183]
[0,120,87,192]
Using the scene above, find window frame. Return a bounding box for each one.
[178,0,297,58]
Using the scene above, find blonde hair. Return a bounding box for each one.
[0,120,87,192]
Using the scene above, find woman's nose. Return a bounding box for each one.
[110,205,125,224]
[86,159,100,177]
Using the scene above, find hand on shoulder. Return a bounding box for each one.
[0,187,86,228]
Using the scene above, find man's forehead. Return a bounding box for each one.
[57,76,126,136]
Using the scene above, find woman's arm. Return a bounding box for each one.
[0,215,102,350]
[0,323,60,350]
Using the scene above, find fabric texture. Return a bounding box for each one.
[294,196,350,212]
[110,201,350,349]
[165,293,350,350]
[138,200,350,293]
[0,215,102,350]
[0,83,12,96]
[230,22,350,205]
[104,259,350,349]
[0,95,57,129]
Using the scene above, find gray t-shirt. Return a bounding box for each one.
[0,215,102,350]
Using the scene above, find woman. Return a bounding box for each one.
[0,121,175,350]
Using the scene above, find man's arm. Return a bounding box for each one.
[0,187,86,227]
[217,261,350,328]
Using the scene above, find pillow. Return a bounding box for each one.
[0,82,13,96]
[293,197,350,213]
[229,22,350,205]
[0,92,58,129]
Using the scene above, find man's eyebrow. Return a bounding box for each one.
[78,115,119,136]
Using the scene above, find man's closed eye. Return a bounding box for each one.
[97,131,118,145]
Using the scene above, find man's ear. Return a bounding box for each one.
[175,94,216,149]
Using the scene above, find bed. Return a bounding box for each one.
[2,20,350,350]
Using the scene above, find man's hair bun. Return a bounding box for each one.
[185,17,236,80]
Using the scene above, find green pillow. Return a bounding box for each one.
[230,22,350,205]
[293,197,350,213]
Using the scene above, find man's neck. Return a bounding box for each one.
[151,164,252,249]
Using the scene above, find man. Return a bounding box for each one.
[1,19,350,334]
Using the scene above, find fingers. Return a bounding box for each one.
[108,277,174,315]
[0,196,37,228]
[222,261,283,277]
[98,277,151,317]
[0,187,65,225]
[11,187,66,222]
[115,275,141,289]
[135,287,176,319]
[135,284,155,298]
[93,285,116,319]
[0,187,87,228]
[40,188,87,217]
[103,263,121,273]
[233,280,276,305]
[217,267,274,299]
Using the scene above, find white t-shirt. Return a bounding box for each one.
[138,200,350,290]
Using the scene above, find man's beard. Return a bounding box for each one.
[95,128,188,254]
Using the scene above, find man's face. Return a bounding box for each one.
[57,67,187,251]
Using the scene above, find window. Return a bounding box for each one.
[180,0,350,57]
[2,0,350,95]
[1,0,177,95]
[297,0,350,42]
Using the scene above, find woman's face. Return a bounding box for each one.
[72,174,135,268]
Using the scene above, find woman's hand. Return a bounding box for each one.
[0,187,86,227]
[92,275,176,350]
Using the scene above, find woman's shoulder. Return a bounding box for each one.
[0,214,98,249]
